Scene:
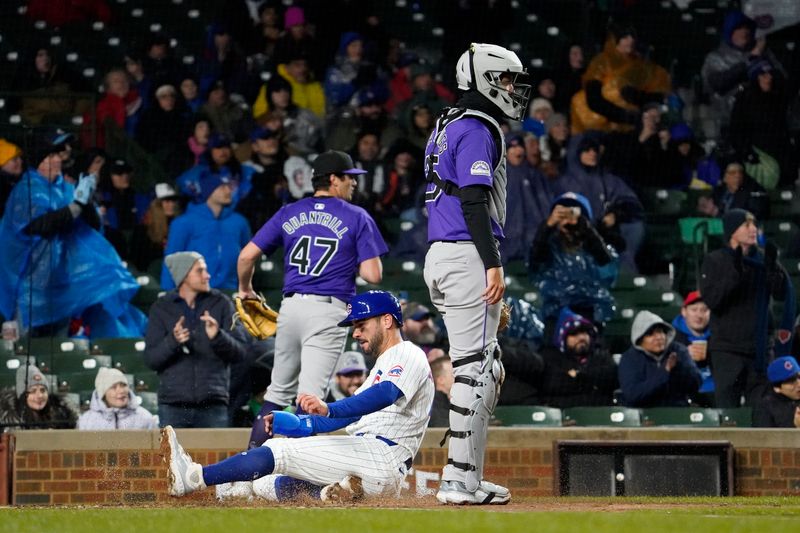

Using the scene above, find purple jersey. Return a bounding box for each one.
[424,116,505,242]
[251,196,387,302]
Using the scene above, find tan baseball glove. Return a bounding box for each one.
[233,295,278,339]
[498,300,512,333]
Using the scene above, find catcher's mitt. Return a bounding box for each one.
[498,300,512,333]
[233,295,278,339]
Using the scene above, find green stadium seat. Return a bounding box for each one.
[91,337,146,358]
[678,217,723,245]
[137,391,159,415]
[134,371,159,393]
[641,407,720,427]
[494,405,562,427]
[0,372,15,389]
[718,407,753,427]
[253,257,284,290]
[15,337,89,357]
[111,353,150,374]
[641,188,687,217]
[57,371,96,393]
[504,260,527,278]
[78,390,94,411]
[562,406,642,427]
[45,354,111,375]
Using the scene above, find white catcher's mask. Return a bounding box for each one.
[456,43,531,121]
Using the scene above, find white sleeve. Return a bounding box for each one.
[382,344,428,406]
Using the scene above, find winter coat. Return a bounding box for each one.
[672,314,714,394]
[700,245,787,357]
[701,11,785,131]
[160,203,252,290]
[753,389,798,428]
[77,390,157,430]
[561,134,644,225]
[538,343,618,408]
[0,388,77,430]
[499,162,544,264]
[143,289,247,406]
[618,311,702,407]
[175,155,255,208]
[529,218,618,323]
[710,175,769,220]
[253,64,326,119]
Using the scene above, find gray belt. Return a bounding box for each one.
[285,292,346,307]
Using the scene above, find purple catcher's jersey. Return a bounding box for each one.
[251,196,387,302]
[424,116,505,242]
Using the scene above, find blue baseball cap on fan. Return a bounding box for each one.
[768,356,800,384]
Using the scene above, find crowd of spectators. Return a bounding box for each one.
[1,1,799,429]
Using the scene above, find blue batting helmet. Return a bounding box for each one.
[338,290,403,327]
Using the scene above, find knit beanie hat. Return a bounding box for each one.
[164,251,202,286]
[198,172,231,202]
[16,365,48,396]
[0,139,21,167]
[747,58,773,80]
[284,6,305,29]
[95,367,128,399]
[722,208,754,242]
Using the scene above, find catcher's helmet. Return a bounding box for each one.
[338,290,403,327]
[455,43,531,121]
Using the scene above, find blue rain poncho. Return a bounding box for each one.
[0,169,146,336]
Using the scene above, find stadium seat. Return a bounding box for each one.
[562,406,642,427]
[641,407,720,427]
[91,337,146,358]
[641,188,688,218]
[57,371,96,393]
[494,405,562,426]
[15,337,89,357]
[134,371,159,393]
[718,407,753,427]
[111,353,150,374]
[137,391,159,415]
[678,217,723,245]
[46,354,111,375]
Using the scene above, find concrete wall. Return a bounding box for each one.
[7,427,800,504]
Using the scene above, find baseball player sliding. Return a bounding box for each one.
[236,150,388,448]
[423,43,530,505]
[161,290,434,502]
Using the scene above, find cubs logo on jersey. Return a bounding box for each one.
[387,365,403,378]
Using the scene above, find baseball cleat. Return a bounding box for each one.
[160,425,206,497]
[320,475,364,503]
[436,479,511,505]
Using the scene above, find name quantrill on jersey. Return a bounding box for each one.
[280,211,349,239]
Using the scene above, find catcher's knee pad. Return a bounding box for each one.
[448,340,505,492]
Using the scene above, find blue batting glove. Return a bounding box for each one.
[271,410,314,438]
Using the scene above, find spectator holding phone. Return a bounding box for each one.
[529,192,618,330]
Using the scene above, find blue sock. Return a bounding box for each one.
[202,446,275,486]
[274,475,322,501]
[248,400,285,448]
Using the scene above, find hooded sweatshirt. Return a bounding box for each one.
[618,310,701,407]
[77,389,157,430]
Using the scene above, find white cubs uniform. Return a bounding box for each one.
[264,341,434,497]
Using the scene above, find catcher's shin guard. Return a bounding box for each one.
[445,340,504,492]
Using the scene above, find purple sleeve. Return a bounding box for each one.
[355,213,389,263]
[250,209,284,254]
[455,127,497,189]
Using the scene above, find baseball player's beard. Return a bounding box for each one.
[360,329,385,358]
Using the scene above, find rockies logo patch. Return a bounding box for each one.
[470,160,491,176]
